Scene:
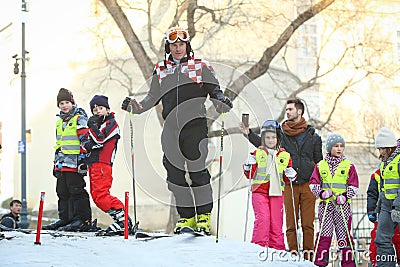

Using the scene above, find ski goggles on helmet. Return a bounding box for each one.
[165,27,190,44]
[261,120,280,131]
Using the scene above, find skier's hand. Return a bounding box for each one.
[52,169,61,179]
[84,141,103,152]
[335,194,347,205]
[320,189,332,200]
[392,207,400,223]
[121,97,142,113]
[216,96,233,114]
[87,115,100,129]
[284,167,297,181]
[367,212,377,223]
[243,164,252,171]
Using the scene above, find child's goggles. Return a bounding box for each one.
[165,27,190,43]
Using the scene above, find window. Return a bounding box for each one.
[298,24,318,58]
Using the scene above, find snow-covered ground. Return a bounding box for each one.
[0,231,315,267]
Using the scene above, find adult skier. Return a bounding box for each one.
[121,27,232,235]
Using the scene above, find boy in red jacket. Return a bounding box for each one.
[84,95,132,235]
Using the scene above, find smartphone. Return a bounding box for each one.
[242,113,249,127]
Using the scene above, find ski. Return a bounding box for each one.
[179,226,208,237]
[48,231,98,238]
[0,224,33,234]
[0,233,16,240]
[135,231,172,241]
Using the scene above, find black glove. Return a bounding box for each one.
[87,115,100,129]
[367,211,377,223]
[121,97,142,113]
[77,154,88,176]
[52,169,62,179]
[216,96,233,114]
[84,141,103,152]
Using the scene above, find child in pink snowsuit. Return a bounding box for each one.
[309,133,359,267]
[243,120,296,249]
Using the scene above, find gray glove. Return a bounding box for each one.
[284,167,297,181]
[392,208,400,223]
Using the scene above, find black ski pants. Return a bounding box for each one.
[162,121,213,219]
[56,171,92,223]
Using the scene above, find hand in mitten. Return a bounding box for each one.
[392,207,400,223]
[320,189,332,200]
[367,212,377,223]
[52,169,61,178]
[243,164,252,171]
[243,154,256,171]
[284,167,297,181]
[121,97,142,113]
[336,194,347,205]
[84,141,103,152]
[87,115,100,129]
[216,96,233,113]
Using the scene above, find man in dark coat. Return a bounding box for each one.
[1,200,22,229]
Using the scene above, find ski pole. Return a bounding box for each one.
[243,164,253,242]
[216,112,225,243]
[34,192,45,245]
[289,179,301,253]
[314,200,329,262]
[129,106,139,234]
[124,191,129,239]
[339,203,358,267]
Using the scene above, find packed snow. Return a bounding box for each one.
[0,230,315,267]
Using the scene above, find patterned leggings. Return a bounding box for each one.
[314,201,355,267]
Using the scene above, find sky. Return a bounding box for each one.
[0,230,315,267]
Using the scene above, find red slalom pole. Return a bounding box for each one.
[34,192,45,245]
[124,192,129,239]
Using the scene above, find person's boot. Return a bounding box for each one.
[42,219,68,230]
[105,209,133,235]
[340,247,356,267]
[196,213,211,235]
[58,219,94,232]
[174,216,196,234]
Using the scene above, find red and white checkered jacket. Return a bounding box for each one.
[154,57,217,87]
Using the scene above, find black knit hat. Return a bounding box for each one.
[57,88,75,106]
[90,95,110,113]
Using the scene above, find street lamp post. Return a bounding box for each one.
[19,0,29,229]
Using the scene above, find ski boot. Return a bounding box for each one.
[58,219,95,232]
[42,219,68,230]
[174,216,196,234]
[105,209,133,235]
[196,213,211,235]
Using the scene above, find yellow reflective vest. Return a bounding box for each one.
[380,154,400,200]
[254,149,290,191]
[54,115,81,154]
[319,159,351,202]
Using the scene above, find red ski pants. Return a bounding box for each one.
[88,162,124,212]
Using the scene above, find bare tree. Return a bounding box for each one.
[91,0,400,232]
